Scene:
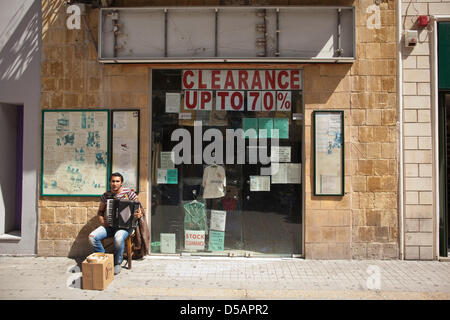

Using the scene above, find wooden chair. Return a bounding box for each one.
[124,230,135,269]
[101,229,136,270]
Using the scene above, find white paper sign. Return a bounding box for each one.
[271,163,287,184]
[287,163,302,184]
[157,169,167,184]
[185,230,205,250]
[316,114,330,153]
[179,113,192,120]
[270,146,291,163]
[160,151,175,169]
[113,112,128,131]
[165,93,181,113]
[250,176,271,191]
[160,233,176,253]
[271,163,301,184]
[210,210,227,232]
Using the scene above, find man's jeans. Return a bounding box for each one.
[88,226,132,266]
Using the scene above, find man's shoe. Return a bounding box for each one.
[114,264,121,275]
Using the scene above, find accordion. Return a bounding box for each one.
[106,199,140,229]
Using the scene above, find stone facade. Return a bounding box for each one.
[40,1,150,257]
[304,0,398,259]
[39,0,400,259]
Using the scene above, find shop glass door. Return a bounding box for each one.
[150,69,303,257]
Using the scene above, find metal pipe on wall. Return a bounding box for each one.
[397,0,405,260]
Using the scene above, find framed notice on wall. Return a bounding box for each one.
[111,110,140,193]
[41,109,110,196]
[313,110,344,196]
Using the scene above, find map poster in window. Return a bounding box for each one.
[41,110,109,196]
[111,110,140,193]
[313,110,344,196]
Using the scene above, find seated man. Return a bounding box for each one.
[88,172,142,275]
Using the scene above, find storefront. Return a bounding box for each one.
[150,68,304,257]
[38,1,400,260]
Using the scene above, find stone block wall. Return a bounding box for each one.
[304,0,398,259]
[39,1,149,257]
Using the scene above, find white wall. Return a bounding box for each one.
[0,0,41,254]
[401,0,450,260]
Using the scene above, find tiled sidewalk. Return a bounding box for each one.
[0,256,449,299]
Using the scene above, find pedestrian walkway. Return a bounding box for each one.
[0,256,449,300]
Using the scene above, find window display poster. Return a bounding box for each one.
[250,175,271,191]
[112,110,139,192]
[208,230,225,251]
[270,146,291,163]
[113,112,127,131]
[157,168,178,184]
[258,118,273,139]
[271,163,301,184]
[160,233,176,253]
[273,118,289,139]
[314,111,344,195]
[185,230,205,250]
[289,163,302,184]
[160,151,175,169]
[243,118,258,139]
[41,110,109,196]
[165,93,181,113]
[210,210,227,231]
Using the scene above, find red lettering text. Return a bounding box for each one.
[198,70,207,89]
[277,70,289,90]
[290,70,300,90]
[230,91,243,110]
[224,71,236,89]
[183,70,195,89]
[200,91,212,110]
[217,91,228,110]
[251,71,262,90]
[238,70,249,90]
[265,70,276,90]
[185,91,197,109]
[211,70,221,89]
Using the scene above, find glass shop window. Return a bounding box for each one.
[151,69,303,257]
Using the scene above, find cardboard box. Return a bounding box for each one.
[82,253,114,290]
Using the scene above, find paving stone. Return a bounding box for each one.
[0,256,449,299]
